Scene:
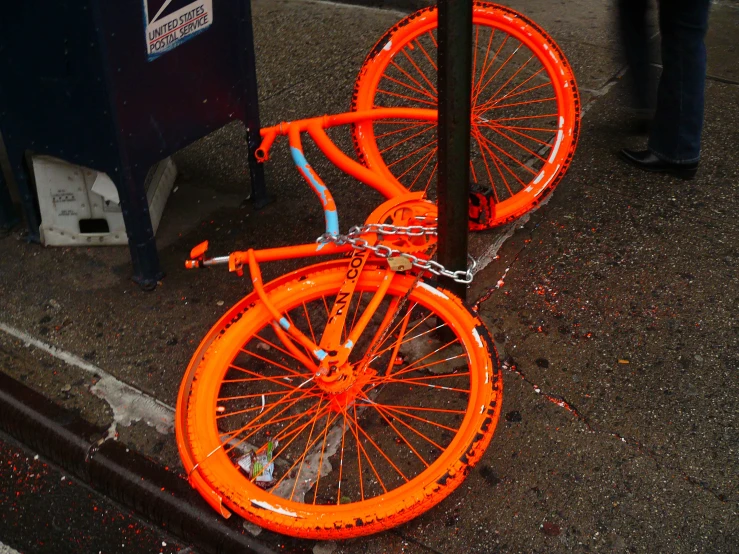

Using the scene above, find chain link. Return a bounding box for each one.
[317,224,477,284]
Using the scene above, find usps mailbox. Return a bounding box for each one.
[0,0,267,289]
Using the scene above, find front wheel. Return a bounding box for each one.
[352,2,580,229]
[176,261,502,539]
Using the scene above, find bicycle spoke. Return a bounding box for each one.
[369,313,439,361]
[360,397,446,452]
[302,301,317,345]
[481,121,553,147]
[493,124,557,133]
[414,38,437,73]
[473,29,499,102]
[289,397,325,501]
[470,157,479,184]
[475,130,538,177]
[372,404,466,416]
[472,25,481,95]
[269,406,339,492]
[382,370,470,384]
[220,385,319,452]
[381,70,437,102]
[376,379,470,393]
[375,121,432,140]
[485,96,557,111]
[488,125,548,163]
[347,291,364,344]
[423,162,438,193]
[387,138,437,170]
[400,48,438,97]
[376,87,438,108]
[380,124,436,155]
[363,399,431,468]
[493,112,559,122]
[384,303,414,376]
[398,146,436,182]
[336,397,349,505]
[475,39,518,105]
[221,365,310,389]
[216,391,320,422]
[311,406,335,504]
[253,332,314,368]
[478,79,551,113]
[286,311,315,361]
[348,403,384,496]
[490,66,547,103]
[348,404,409,483]
[236,349,309,380]
[375,403,461,434]
[478,73,552,111]
[222,391,319,442]
[388,59,437,101]
[409,148,437,191]
[474,131,505,200]
[393,357,468,377]
[477,53,535,110]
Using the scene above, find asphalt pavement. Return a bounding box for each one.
[0,431,188,554]
[0,1,736,553]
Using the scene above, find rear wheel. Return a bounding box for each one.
[352,3,580,229]
[176,261,502,539]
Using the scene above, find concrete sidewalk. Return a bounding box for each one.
[0,1,736,552]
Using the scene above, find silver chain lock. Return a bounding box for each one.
[317,223,477,284]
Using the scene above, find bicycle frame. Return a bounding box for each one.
[187,108,437,270]
[186,108,439,379]
[256,108,437,238]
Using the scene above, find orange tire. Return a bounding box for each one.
[176,260,502,539]
[352,2,580,229]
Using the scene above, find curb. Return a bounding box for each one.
[0,371,276,554]
[323,0,431,13]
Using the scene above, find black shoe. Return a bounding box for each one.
[619,149,698,180]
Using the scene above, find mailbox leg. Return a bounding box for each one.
[241,0,271,209]
[5,148,41,240]
[245,127,270,209]
[115,167,164,290]
[0,172,19,230]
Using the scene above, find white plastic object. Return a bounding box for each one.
[33,155,176,246]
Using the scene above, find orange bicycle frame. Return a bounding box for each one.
[186,108,438,374]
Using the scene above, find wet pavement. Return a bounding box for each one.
[0,432,188,554]
[0,0,737,553]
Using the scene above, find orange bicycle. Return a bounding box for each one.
[175,3,579,540]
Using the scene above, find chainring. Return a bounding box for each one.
[363,193,438,254]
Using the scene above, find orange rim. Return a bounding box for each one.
[352,2,580,228]
[176,262,501,539]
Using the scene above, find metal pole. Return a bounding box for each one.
[437,0,473,300]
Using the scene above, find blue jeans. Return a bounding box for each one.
[618,0,711,164]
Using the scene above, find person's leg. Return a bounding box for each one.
[617,0,653,113]
[648,0,711,164]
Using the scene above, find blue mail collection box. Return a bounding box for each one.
[0,0,267,289]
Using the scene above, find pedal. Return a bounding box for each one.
[468,181,495,231]
[185,241,209,269]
